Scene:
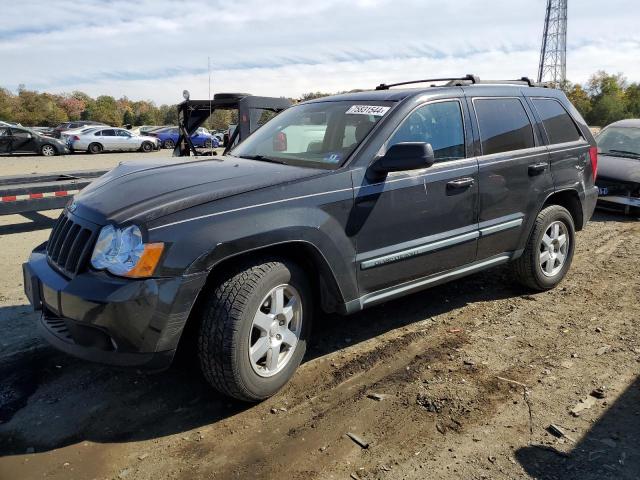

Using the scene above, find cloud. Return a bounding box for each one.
[1,0,638,103]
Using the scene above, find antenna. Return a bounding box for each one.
[537,0,567,86]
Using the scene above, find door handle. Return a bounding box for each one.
[528,162,548,176]
[446,177,475,190]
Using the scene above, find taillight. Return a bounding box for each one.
[273,132,287,152]
[72,135,80,141]
[589,146,598,180]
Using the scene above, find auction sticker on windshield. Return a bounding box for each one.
[346,105,391,116]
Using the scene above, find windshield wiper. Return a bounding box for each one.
[602,149,640,158]
[236,154,287,165]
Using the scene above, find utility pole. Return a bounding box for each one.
[537,0,567,86]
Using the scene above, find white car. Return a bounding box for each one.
[60,126,102,145]
[69,127,161,153]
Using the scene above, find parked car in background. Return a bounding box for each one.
[0,126,69,156]
[52,120,107,138]
[60,126,102,146]
[595,119,640,215]
[0,120,22,127]
[153,126,218,149]
[69,127,160,153]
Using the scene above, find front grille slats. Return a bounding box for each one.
[46,212,97,277]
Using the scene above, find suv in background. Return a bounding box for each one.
[23,75,598,402]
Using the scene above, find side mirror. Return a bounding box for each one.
[370,142,435,175]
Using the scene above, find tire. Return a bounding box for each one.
[88,143,103,154]
[512,205,576,291]
[163,139,175,149]
[41,144,57,156]
[204,139,213,149]
[198,258,313,402]
[141,141,153,153]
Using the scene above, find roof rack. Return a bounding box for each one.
[375,75,547,90]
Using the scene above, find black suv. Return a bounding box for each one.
[23,75,598,401]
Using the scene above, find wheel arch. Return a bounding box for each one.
[198,240,347,314]
[542,189,584,231]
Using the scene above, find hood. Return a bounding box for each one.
[598,154,640,183]
[72,156,324,226]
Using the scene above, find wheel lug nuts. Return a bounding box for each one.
[276,334,282,340]
[279,320,285,326]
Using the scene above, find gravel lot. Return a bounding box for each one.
[0,153,638,480]
[0,148,223,176]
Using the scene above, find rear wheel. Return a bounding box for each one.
[141,141,153,152]
[512,205,575,291]
[163,139,175,149]
[40,144,57,156]
[198,258,312,402]
[88,143,103,154]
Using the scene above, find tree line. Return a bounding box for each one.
[1,71,639,130]
[0,86,235,131]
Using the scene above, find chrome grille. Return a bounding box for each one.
[46,212,97,277]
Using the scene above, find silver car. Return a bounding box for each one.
[70,127,161,154]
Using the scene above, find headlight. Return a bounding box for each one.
[91,224,164,278]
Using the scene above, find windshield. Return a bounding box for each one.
[597,126,640,158]
[230,101,393,168]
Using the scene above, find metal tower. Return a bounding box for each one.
[537,0,567,86]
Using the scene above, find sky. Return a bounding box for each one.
[1,0,639,104]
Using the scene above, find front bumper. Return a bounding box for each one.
[23,245,207,368]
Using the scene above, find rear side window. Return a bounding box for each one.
[102,129,116,136]
[532,98,582,144]
[388,101,466,162]
[474,98,535,155]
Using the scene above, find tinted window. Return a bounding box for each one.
[388,101,465,161]
[102,129,116,136]
[474,98,535,155]
[532,98,582,144]
[11,129,30,138]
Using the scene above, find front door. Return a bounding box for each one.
[353,99,479,296]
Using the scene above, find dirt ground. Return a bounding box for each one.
[0,153,638,480]
[0,147,222,176]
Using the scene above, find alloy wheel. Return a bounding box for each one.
[249,284,303,378]
[539,220,569,277]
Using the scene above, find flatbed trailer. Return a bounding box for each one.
[0,93,290,216]
[0,170,106,215]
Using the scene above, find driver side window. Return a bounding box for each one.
[388,101,465,162]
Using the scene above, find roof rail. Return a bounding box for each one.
[375,75,548,90]
[375,74,480,90]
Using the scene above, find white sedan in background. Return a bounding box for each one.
[68,127,161,153]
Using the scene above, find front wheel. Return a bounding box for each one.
[141,141,153,152]
[204,139,213,148]
[198,259,312,402]
[163,139,175,149]
[512,205,575,291]
[41,144,57,156]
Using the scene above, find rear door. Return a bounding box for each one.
[9,128,38,153]
[100,129,118,150]
[469,95,554,259]
[528,97,591,194]
[0,128,11,153]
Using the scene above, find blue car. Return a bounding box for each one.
[153,127,219,149]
